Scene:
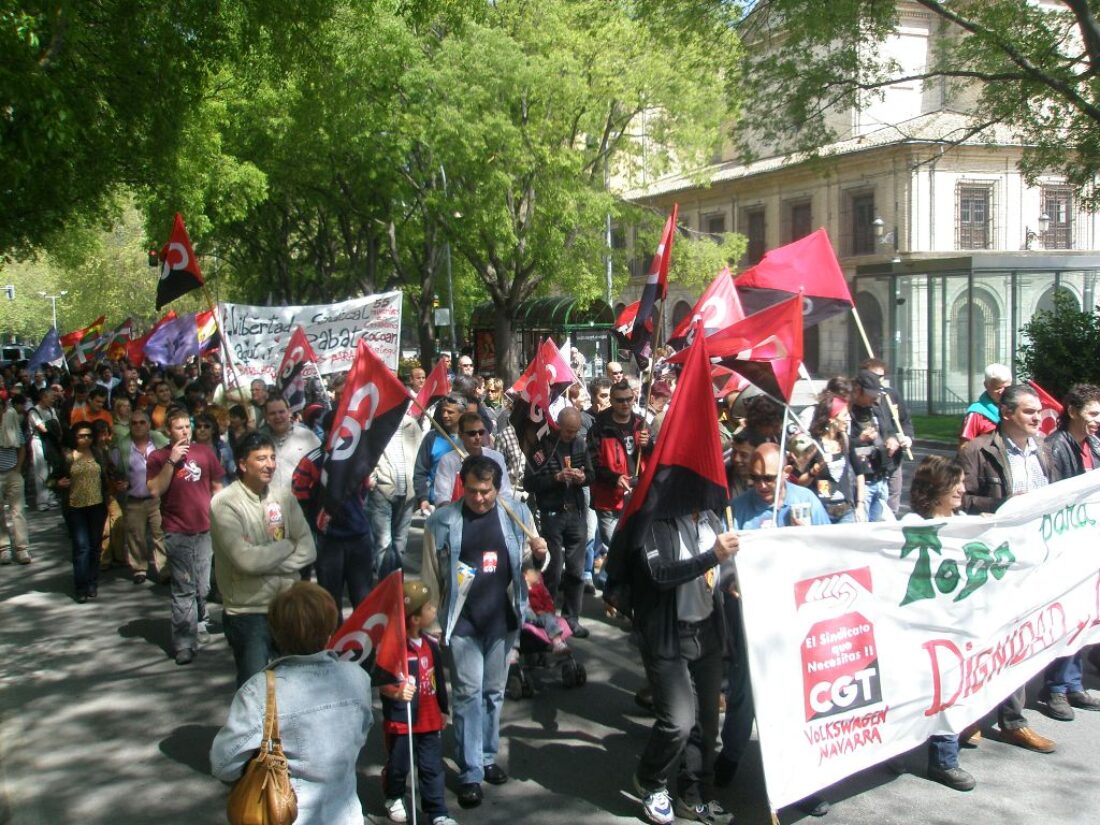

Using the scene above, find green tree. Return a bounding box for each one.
[1017,289,1100,399]
[739,0,1100,209]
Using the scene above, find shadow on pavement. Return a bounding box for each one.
[160,724,218,775]
[118,617,173,656]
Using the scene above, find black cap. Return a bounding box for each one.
[855,370,882,394]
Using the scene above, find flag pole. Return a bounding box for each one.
[772,418,788,528]
[200,284,248,405]
[635,297,666,478]
[406,703,419,825]
[850,306,876,360]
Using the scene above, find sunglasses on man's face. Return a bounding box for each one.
[749,473,778,484]
[463,429,486,437]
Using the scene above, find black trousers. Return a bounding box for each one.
[637,618,723,806]
[539,508,587,622]
[383,729,448,818]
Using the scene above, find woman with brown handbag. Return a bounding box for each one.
[211,582,373,824]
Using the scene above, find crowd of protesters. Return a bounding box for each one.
[2,347,1098,825]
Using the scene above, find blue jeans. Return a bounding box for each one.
[165,531,212,654]
[64,503,107,598]
[1046,653,1084,694]
[865,477,891,523]
[367,490,414,583]
[928,734,960,769]
[449,631,515,784]
[223,612,273,687]
[315,533,373,612]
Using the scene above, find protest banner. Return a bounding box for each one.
[735,471,1100,811]
[218,292,402,383]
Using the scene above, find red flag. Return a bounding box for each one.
[319,339,411,528]
[410,358,452,417]
[1028,380,1064,435]
[127,311,177,366]
[156,213,205,310]
[60,316,107,351]
[736,228,852,327]
[327,569,408,684]
[614,300,643,348]
[669,293,805,401]
[509,338,576,459]
[668,266,745,349]
[276,326,322,414]
[603,321,729,616]
[631,204,679,365]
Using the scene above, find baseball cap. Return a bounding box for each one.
[403,580,432,617]
[855,370,883,394]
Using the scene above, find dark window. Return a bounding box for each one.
[1042,187,1072,249]
[704,213,726,240]
[789,201,812,242]
[743,208,766,265]
[957,186,991,249]
[850,193,875,255]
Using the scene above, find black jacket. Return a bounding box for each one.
[1046,427,1100,480]
[524,432,592,513]
[629,516,728,659]
[957,429,1058,514]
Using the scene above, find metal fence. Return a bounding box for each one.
[896,368,969,417]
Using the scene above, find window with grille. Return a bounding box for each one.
[789,201,812,242]
[703,213,726,241]
[957,185,992,249]
[1041,186,1073,249]
[742,208,766,265]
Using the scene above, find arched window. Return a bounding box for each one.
[850,291,883,366]
[1035,285,1079,315]
[952,288,1001,372]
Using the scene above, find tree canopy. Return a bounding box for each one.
[740,0,1100,209]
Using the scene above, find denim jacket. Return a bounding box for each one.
[210,651,372,825]
[422,495,536,644]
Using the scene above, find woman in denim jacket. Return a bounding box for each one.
[210,582,372,824]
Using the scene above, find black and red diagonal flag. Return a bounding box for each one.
[318,339,410,530]
[735,228,852,328]
[277,326,324,414]
[409,357,452,418]
[509,337,575,460]
[614,300,644,351]
[603,321,728,618]
[156,213,205,310]
[667,266,744,350]
[328,569,408,685]
[630,204,679,367]
[667,293,804,402]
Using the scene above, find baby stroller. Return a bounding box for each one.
[505,617,587,699]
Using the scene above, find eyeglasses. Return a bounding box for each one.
[195,423,213,430]
[611,396,633,404]
[463,429,486,437]
[76,432,92,439]
[749,473,778,483]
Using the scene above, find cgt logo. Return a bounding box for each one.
[330,613,389,664]
[807,667,881,718]
[327,382,380,461]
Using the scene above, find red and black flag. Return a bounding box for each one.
[276,326,323,414]
[735,228,852,328]
[156,213,205,310]
[410,357,452,418]
[669,293,804,402]
[509,337,575,460]
[667,266,744,350]
[318,338,410,530]
[327,569,408,685]
[603,322,728,617]
[630,204,679,366]
[613,300,643,350]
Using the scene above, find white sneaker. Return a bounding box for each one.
[385,797,408,823]
[674,798,734,824]
[196,622,212,647]
[431,817,458,825]
[633,775,674,825]
[0,549,11,564]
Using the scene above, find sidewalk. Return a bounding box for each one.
[2,505,1099,825]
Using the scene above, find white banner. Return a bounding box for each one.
[735,472,1100,810]
[218,292,402,383]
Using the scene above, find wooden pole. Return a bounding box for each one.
[884,394,914,461]
[200,285,248,404]
[635,298,666,477]
[851,306,876,361]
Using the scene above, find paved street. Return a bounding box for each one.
[2,455,1098,825]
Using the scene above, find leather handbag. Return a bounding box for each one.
[226,670,298,825]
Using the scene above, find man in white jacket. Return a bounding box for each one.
[368,413,423,583]
[211,431,316,687]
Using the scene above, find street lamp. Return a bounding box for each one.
[1024,212,1051,250]
[38,290,68,331]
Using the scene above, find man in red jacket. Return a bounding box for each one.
[587,381,651,562]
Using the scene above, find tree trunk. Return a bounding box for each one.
[494,305,518,383]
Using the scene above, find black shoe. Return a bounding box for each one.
[75,593,88,604]
[175,648,195,666]
[483,764,508,785]
[928,765,976,792]
[798,795,830,817]
[133,573,147,585]
[1068,690,1100,710]
[87,587,98,599]
[713,754,737,788]
[634,685,654,713]
[457,783,483,808]
[569,622,590,639]
[1046,692,1075,721]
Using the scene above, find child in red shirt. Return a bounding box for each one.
[380,581,456,825]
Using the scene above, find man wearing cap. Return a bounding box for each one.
[849,369,903,522]
[422,455,547,809]
[646,380,673,442]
